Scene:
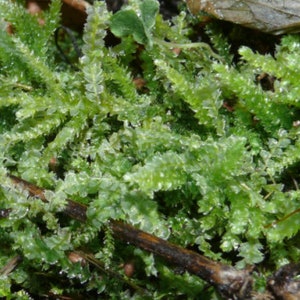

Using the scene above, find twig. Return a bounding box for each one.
[0,255,22,276]
[264,207,300,229]
[8,174,253,299]
[10,174,300,299]
[9,175,87,222]
[268,263,300,300]
[74,251,150,296]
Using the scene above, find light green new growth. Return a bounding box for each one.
[1,0,300,298]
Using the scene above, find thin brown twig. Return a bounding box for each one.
[74,251,150,296]
[264,207,300,229]
[0,255,22,276]
[7,174,300,299]
[8,174,253,299]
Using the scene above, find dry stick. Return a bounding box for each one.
[9,175,87,222]
[7,176,148,297]
[9,175,252,299]
[0,255,22,276]
[74,251,149,296]
[267,263,300,300]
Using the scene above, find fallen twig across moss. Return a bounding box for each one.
[7,174,300,300]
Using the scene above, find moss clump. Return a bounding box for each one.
[1,0,300,298]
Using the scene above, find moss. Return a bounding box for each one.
[1,0,300,298]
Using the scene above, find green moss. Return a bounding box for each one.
[1,0,300,298]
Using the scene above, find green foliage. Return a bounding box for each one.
[110,0,159,46]
[2,0,300,298]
